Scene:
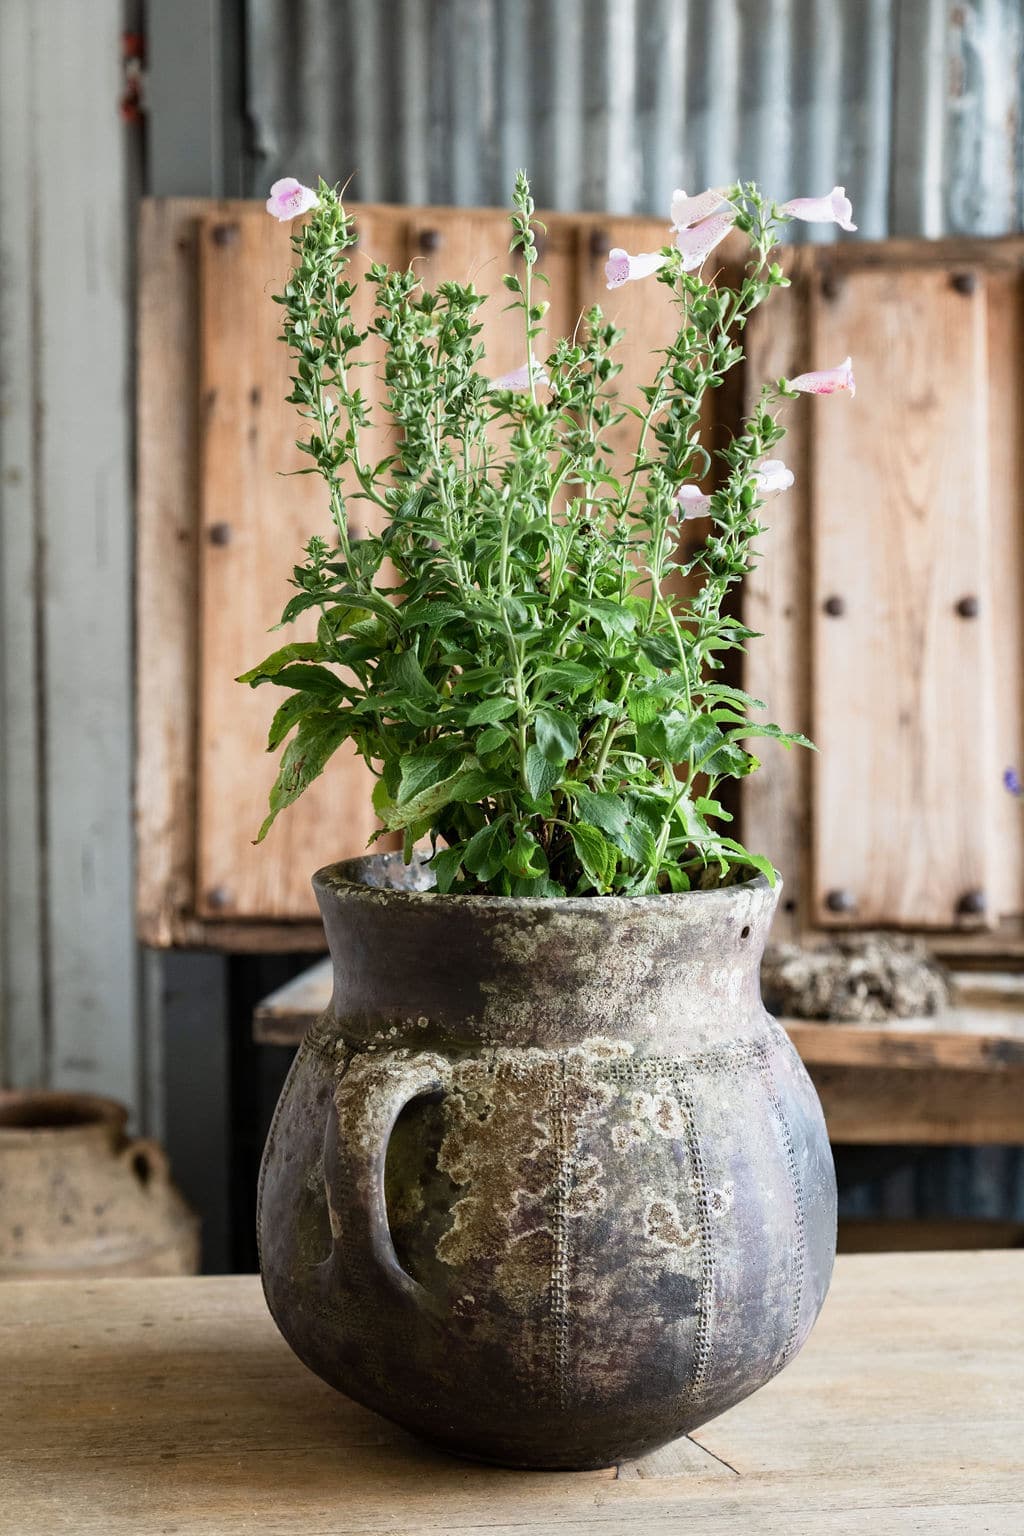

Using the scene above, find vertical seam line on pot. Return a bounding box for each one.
[680,1076,715,1397]
[762,1054,806,1370]
[549,1051,571,1411]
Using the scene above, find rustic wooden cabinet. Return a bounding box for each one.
[136,200,1024,952]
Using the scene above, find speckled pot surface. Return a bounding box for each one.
[0,1092,199,1279]
[258,853,836,1470]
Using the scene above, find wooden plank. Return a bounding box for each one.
[741,248,814,940]
[985,270,1024,922]
[810,1063,1024,1144]
[195,207,409,922]
[136,199,207,948]
[810,264,995,930]
[253,955,332,1041]
[0,0,46,1084]
[0,1257,1020,1532]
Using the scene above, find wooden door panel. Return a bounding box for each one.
[810,265,994,928]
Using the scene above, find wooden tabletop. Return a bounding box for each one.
[0,1253,1020,1534]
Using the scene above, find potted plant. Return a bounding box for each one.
[251,173,855,1469]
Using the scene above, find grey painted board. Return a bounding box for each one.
[0,0,47,1087]
[0,0,139,1117]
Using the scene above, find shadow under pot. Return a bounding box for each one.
[0,1091,199,1279]
[258,851,836,1470]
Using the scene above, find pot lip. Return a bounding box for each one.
[313,850,778,914]
[0,1089,128,1140]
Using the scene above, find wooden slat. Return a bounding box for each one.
[809,1063,1024,1144]
[0,1257,1021,1532]
[136,199,207,947]
[810,264,995,929]
[985,270,1024,921]
[195,208,409,922]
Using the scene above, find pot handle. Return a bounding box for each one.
[323,1048,449,1311]
[120,1137,171,1187]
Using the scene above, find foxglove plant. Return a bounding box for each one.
[240,173,855,896]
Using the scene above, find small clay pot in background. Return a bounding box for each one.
[0,1091,199,1279]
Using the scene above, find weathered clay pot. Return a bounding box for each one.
[0,1092,199,1279]
[259,853,836,1469]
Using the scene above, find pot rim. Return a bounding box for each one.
[313,850,777,915]
[0,1090,128,1140]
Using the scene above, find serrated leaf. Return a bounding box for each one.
[466,697,517,726]
[568,822,617,892]
[463,817,510,881]
[525,744,561,798]
[237,642,322,686]
[256,711,349,841]
[430,845,464,894]
[534,707,579,764]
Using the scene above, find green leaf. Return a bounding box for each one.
[237,642,322,686]
[568,822,618,892]
[397,748,462,806]
[462,817,510,882]
[573,788,628,840]
[256,711,349,841]
[525,744,561,799]
[392,649,437,702]
[534,707,579,764]
[379,756,482,831]
[466,697,517,725]
[474,725,508,756]
[266,691,326,751]
[429,845,464,894]
[264,664,347,695]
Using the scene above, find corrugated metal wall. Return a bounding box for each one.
[246,0,1024,237]
[242,0,1024,1229]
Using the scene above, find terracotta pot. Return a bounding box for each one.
[259,853,836,1469]
[0,1092,199,1279]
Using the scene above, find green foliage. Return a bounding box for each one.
[241,173,816,895]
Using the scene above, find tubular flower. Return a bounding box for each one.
[605,247,666,290]
[753,459,795,493]
[788,357,856,397]
[675,214,735,272]
[266,177,320,222]
[670,188,727,230]
[675,484,713,519]
[780,186,856,232]
[490,358,550,391]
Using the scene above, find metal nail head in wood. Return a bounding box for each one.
[823,595,846,617]
[956,594,979,619]
[824,889,856,914]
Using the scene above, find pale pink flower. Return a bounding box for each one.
[675,214,735,272]
[605,247,666,289]
[780,186,856,232]
[670,188,726,230]
[753,459,794,493]
[788,357,856,397]
[490,357,550,391]
[265,177,319,222]
[675,484,713,519]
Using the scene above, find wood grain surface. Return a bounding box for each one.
[0,1255,1020,1533]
